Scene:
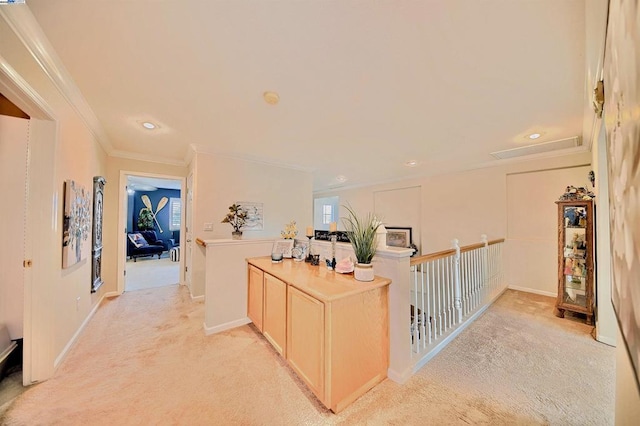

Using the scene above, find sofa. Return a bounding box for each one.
[127,230,166,261]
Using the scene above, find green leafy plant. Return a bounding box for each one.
[341,205,380,264]
[221,203,248,232]
[137,208,155,230]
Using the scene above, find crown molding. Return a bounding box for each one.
[109,149,187,167]
[0,53,55,120]
[0,4,114,153]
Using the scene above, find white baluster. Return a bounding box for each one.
[452,239,462,324]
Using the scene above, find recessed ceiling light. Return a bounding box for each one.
[405,160,418,167]
[336,175,347,183]
[142,121,156,130]
[528,133,542,139]
[263,91,280,105]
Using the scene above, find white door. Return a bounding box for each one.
[185,172,194,292]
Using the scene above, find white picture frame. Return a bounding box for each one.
[272,239,294,258]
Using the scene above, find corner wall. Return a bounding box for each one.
[189,152,313,297]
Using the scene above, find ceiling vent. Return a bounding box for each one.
[490,137,581,160]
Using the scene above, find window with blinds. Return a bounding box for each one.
[169,197,181,231]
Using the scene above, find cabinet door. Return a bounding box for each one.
[247,265,264,331]
[263,273,287,356]
[287,286,325,400]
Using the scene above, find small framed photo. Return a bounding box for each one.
[272,239,294,258]
[386,227,412,248]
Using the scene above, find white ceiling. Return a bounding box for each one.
[26,0,589,191]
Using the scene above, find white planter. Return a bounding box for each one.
[354,263,374,282]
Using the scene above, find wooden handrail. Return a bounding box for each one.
[410,249,456,266]
[460,242,484,253]
[196,238,206,247]
[410,238,505,266]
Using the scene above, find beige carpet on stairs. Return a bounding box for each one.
[0,287,614,425]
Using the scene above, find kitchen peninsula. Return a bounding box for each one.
[247,256,391,413]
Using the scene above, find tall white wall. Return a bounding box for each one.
[506,165,591,296]
[316,152,592,292]
[190,152,313,297]
[0,115,28,339]
[1,14,107,381]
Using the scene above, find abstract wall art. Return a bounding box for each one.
[62,180,91,269]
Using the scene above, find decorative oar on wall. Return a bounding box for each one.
[141,195,169,233]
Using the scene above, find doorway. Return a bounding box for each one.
[124,175,183,292]
[0,62,59,386]
[117,171,186,295]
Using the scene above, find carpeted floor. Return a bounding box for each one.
[0,287,614,425]
[125,256,180,292]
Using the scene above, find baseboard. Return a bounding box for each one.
[190,293,204,302]
[103,291,119,298]
[203,317,251,335]
[54,293,106,368]
[508,285,555,298]
[596,333,616,347]
[387,365,413,384]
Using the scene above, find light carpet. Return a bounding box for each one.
[125,256,180,292]
[0,288,614,425]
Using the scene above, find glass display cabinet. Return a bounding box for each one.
[555,199,594,325]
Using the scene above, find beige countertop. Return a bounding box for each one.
[247,257,391,303]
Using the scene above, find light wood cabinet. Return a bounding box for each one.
[287,286,324,398]
[555,199,594,324]
[247,264,264,331]
[263,273,287,356]
[247,257,390,413]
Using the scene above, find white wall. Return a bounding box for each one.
[0,114,28,339]
[506,165,591,296]
[1,14,108,381]
[190,152,313,297]
[316,152,592,294]
[374,186,422,252]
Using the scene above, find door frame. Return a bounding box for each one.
[0,55,58,385]
[117,170,186,295]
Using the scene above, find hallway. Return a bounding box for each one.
[0,287,614,425]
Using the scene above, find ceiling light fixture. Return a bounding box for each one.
[528,133,542,139]
[142,121,156,130]
[336,175,347,183]
[405,160,418,167]
[263,91,280,105]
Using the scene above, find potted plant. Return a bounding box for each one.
[137,208,155,231]
[221,203,248,239]
[341,205,380,281]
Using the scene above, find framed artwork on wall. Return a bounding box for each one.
[91,176,106,293]
[62,180,91,269]
[386,227,412,248]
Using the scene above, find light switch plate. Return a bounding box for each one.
[204,223,213,231]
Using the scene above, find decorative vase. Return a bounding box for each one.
[231,231,243,240]
[354,263,374,282]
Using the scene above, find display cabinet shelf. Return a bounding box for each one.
[555,199,594,324]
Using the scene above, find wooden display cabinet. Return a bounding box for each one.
[555,199,594,324]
